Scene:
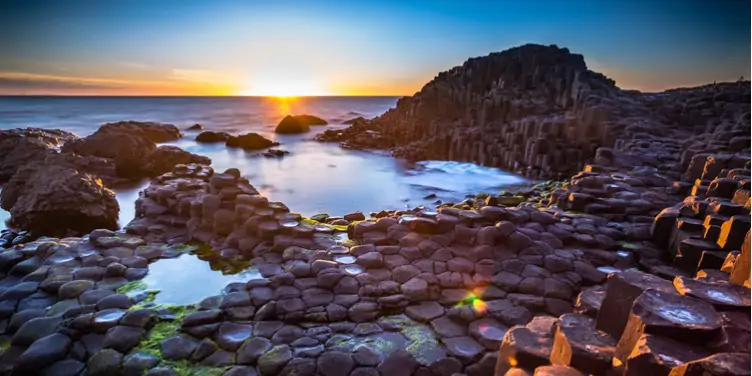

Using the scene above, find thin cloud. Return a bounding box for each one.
[168,69,234,84]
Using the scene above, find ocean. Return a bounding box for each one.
[0,96,527,227]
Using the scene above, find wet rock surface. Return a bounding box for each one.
[0,44,749,376]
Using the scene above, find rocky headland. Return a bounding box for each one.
[0,44,749,376]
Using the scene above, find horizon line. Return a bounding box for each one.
[0,94,409,98]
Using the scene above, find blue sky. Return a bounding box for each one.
[0,0,749,95]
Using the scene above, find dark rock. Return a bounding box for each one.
[226,133,280,150]
[16,333,71,371]
[197,131,231,143]
[550,313,616,375]
[614,289,723,363]
[595,270,674,339]
[1,163,119,236]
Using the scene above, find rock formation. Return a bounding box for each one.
[0,163,119,236]
[226,133,280,150]
[317,44,750,180]
[0,128,77,182]
[275,115,327,134]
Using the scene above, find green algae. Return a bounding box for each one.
[117,280,148,294]
[128,305,196,357]
[0,336,10,357]
[402,323,442,366]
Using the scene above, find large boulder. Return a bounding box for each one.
[1,163,119,236]
[95,121,182,142]
[62,132,156,178]
[143,146,211,176]
[0,153,120,211]
[275,115,327,134]
[0,128,77,182]
[226,133,279,150]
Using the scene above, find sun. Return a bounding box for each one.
[239,78,328,97]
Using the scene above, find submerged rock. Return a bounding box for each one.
[196,131,231,143]
[226,133,279,150]
[275,115,327,134]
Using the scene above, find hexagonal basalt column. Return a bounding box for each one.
[613,289,724,363]
[624,334,709,376]
[549,313,616,375]
[595,270,674,339]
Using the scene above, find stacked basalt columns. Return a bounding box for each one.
[495,269,751,375]
[372,44,633,178]
[651,153,751,282]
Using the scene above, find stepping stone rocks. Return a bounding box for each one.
[595,270,674,339]
[15,333,71,371]
[549,314,616,375]
[614,289,723,363]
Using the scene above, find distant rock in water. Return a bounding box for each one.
[275,114,328,134]
[226,133,279,150]
[0,128,77,183]
[1,163,119,236]
[196,131,231,143]
[95,120,183,142]
[187,123,204,131]
[343,116,366,125]
[143,145,211,176]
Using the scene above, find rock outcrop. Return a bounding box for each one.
[0,163,119,236]
[143,146,212,176]
[94,120,182,143]
[0,128,77,182]
[317,44,750,180]
[62,121,205,179]
[275,115,327,134]
[226,133,280,150]
[62,128,158,178]
[196,131,231,143]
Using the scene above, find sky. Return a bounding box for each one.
[0,0,749,96]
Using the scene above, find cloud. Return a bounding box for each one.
[0,72,130,91]
[0,70,241,95]
[168,69,234,84]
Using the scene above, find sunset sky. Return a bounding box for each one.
[0,0,749,96]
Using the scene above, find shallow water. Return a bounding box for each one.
[139,253,262,306]
[0,96,528,226]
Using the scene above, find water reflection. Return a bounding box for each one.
[141,252,261,306]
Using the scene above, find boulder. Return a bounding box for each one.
[226,133,279,150]
[94,120,182,142]
[62,130,156,178]
[196,131,231,143]
[275,115,325,134]
[0,128,77,182]
[1,163,119,236]
[142,145,211,175]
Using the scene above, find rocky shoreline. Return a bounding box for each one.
[0,43,749,376]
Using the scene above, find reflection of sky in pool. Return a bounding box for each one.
[140,253,261,306]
